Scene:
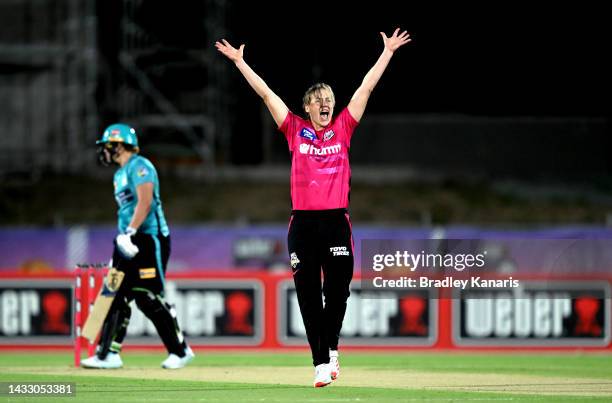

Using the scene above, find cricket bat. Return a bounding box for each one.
[82,268,125,342]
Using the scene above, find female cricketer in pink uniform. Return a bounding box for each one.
[216,28,411,387]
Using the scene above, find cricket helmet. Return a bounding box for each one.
[97,123,139,151]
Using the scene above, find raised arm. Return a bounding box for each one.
[215,39,289,127]
[348,28,412,122]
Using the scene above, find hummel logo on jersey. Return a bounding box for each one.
[299,128,317,141]
[299,143,341,155]
[330,246,349,256]
[323,130,335,141]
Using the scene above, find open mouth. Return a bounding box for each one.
[320,110,330,120]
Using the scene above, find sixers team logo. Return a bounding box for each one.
[290,252,300,269]
[299,128,317,141]
[323,130,335,141]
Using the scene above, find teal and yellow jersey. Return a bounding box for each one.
[113,155,169,236]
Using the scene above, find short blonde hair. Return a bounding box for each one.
[302,83,335,108]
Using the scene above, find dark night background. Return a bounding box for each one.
[96,1,610,165]
[1,0,610,225]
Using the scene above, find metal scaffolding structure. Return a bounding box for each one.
[0,0,231,176]
[115,0,230,168]
[0,0,98,176]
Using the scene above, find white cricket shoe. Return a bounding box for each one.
[81,352,123,369]
[184,346,195,361]
[313,363,332,388]
[161,346,195,369]
[329,350,340,380]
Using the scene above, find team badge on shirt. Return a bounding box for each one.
[299,128,316,141]
[323,130,335,141]
[137,166,149,177]
[290,252,300,269]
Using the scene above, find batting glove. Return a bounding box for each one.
[116,227,139,259]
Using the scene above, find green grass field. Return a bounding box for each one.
[1,351,612,402]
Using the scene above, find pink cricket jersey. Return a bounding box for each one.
[279,108,359,210]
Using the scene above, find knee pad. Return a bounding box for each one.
[134,290,165,317]
[163,301,179,320]
[133,290,185,347]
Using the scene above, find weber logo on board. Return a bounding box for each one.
[454,281,609,346]
[278,280,436,346]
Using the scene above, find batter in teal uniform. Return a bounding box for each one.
[81,123,194,369]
